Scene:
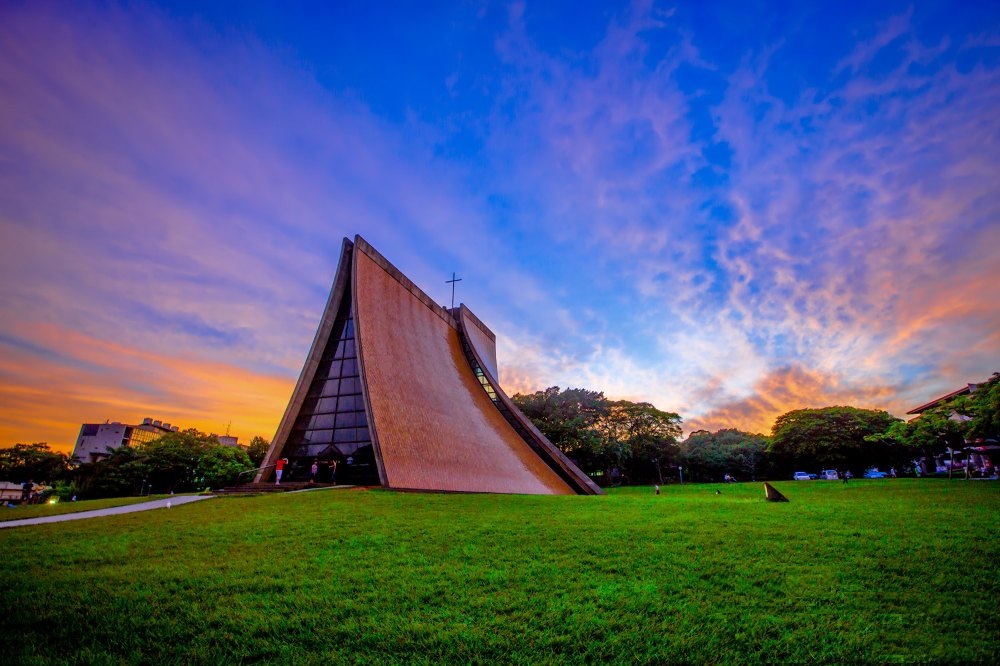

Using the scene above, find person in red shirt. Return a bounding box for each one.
[275,457,287,485]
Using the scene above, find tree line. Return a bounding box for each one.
[0,431,273,501]
[513,372,1000,485]
[3,374,996,495]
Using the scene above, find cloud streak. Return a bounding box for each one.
[486,2,1000,430]
[0,323,293,448]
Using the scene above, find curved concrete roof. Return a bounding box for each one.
[458,305,603,495]
[354,245,573,494]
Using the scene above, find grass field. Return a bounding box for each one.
[1,480,997,664]
[0,495,172,522]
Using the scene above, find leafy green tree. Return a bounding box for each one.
[951,372,1000,441]
[769,406,901,474]
[0,443,72,483]
[681,429,770,481]
[73,445,146,499]
[512,386,609,475]
[246,435,270,467]
[872,409,965,466]
[197,445,252,489]
[71,430,252,498]
[136,430,216,493]
[513,387,683,484]
[597,401,682,484]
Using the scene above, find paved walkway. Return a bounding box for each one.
[0,495,215,529]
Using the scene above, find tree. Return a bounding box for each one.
[873,373,1000,474]
[951,372,1000,441]
[769,406,901,474]
[136,430,217,493]
[197,446,252,489]
[246,436,270,467]
[70,430,252,498]
[597,401,682,484]
[513,387,683,484]
[73,445,146,499]
[680,429,770,482]
[872,409,965,467]
[512,386,609,475]
[0,443,72,483]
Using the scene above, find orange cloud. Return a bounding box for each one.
[0,322,295,454]
[686,366,901,436]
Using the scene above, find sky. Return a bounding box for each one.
[1,1,998,453]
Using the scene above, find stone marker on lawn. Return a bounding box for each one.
[764,482,789,502]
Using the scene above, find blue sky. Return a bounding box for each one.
[1,1,998,450]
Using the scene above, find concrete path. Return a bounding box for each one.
[0,495,215,529]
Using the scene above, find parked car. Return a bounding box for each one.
[863,469,888,479]
[820,470,839,480]
[793,471,812,481]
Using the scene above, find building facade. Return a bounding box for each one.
[905,374,999,476]
[257,236,602,495]
[216,435,240,447]
[72,417,179,463]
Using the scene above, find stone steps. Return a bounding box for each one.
[213,482,332,496]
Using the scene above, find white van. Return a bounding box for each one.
[820,469,839,480]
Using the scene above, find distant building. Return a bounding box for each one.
[906,383,982,417]
[216,435,239,447]
[72,417,179,463]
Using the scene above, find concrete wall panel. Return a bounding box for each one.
[354,248,572,495]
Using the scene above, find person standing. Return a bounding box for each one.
[310,459,319,484]
[329,459,338,485]
[275,457,286,485]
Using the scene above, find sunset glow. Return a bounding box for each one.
[1,1,997,452]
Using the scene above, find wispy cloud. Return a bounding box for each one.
[706,14,1000,396]
[489,2,999,432]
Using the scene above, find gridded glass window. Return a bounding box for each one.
[475,367,499,402]
[281,280,377,483]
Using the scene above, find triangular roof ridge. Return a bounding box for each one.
[353,235,460,330]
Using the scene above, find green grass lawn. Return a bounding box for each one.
[1,480,997,664]
[0,494,172,522]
